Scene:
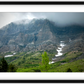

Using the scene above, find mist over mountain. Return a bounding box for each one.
[0,18,84,53]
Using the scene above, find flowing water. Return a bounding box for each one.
[49,41,66,64]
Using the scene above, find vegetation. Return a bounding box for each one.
[48,58,84,72]
[0,57,17,72]
[39,52,50,72]
[66,68,72,72]
[0,57,8,72]
[0,50,84,72]
[61,51,83,62]
[8,64,17,72]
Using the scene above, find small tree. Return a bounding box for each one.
[40,52,50,72]
[0,57,8,72]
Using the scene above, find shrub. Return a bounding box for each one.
[66,68,72,72]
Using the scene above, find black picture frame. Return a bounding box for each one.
[0,1,84,5]
[0,1,84,83]
[0,80,84,83]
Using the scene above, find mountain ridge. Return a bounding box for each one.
[0,18,84,53]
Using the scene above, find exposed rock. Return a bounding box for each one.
[0,19,84,53]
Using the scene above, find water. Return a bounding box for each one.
[4,53,16,58]
[5,55,13,58]
[49,41,65,64]
[55,41,65,57]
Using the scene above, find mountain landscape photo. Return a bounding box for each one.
[0,12,84,72]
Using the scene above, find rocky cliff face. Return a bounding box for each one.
[0,19,84,53]
[0,19,58,52]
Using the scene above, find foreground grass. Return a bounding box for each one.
[16,58,84,72]
[17,67,41,72]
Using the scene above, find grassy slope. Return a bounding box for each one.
[48,51,84,72]
[16,51,84,72]
[3,51,55,69]
[49,59,84,72]
[1,50,84,72]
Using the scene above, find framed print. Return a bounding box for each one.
[0,1,84,83]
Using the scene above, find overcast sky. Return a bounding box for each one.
[0,12,84,28]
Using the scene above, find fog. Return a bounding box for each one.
[0,12,84,28]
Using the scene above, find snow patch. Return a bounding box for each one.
[49,41,66,64]
[4,53,16,58]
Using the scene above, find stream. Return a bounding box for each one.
[49,41,66,64]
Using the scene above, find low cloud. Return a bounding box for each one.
[0,12,84,28]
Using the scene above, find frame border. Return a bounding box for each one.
[0,1,84,83]
[0,1,84,5]
[0,80,84,83]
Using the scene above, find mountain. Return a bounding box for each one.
[0,18,84,53]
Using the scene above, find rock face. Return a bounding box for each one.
[0,18,84,52]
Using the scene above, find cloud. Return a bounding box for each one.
[0,13,16,28]
[0,12,84,28]
[0,12,36,28]
[31,12,84,26]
